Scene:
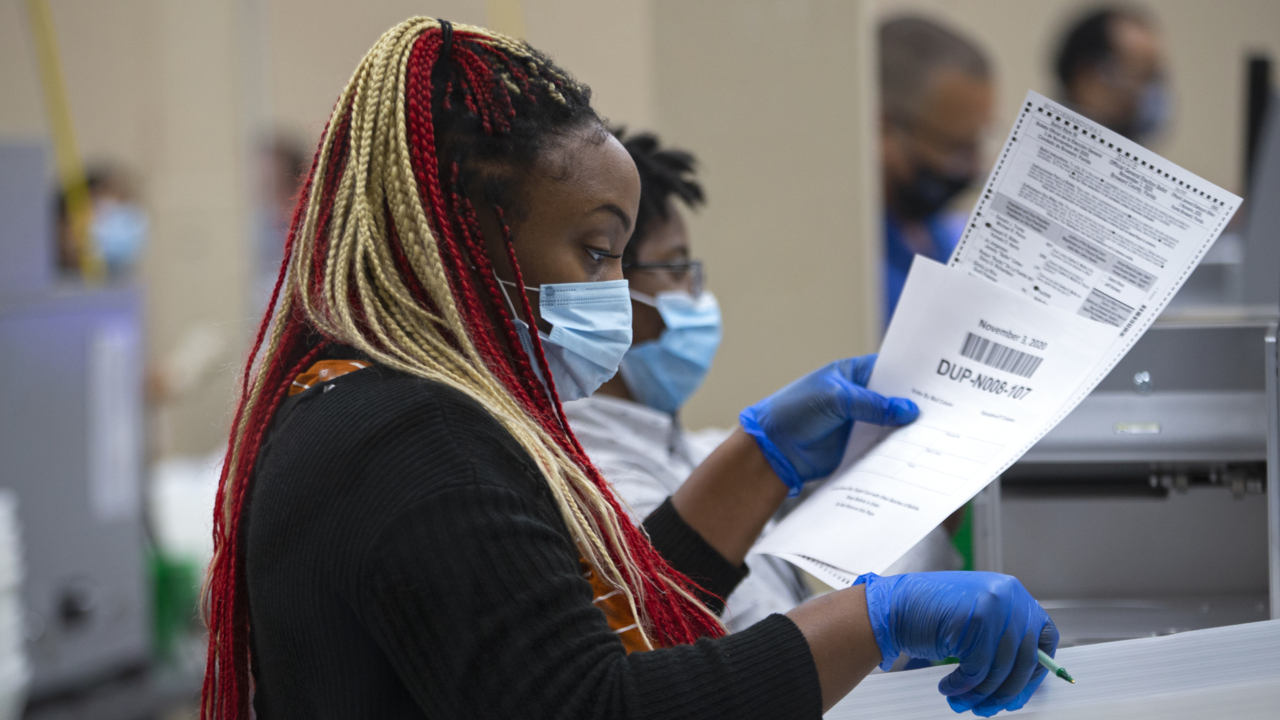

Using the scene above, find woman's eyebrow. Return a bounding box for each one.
[590,203,632,233]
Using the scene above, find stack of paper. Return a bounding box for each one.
[756,92,1242,585]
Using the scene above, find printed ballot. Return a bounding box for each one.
[758,258,1119,585]
[755,91,1242,587]
[949,93,1238,331]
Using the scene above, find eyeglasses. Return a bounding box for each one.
[623,259,705,297]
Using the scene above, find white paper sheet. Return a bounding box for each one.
[757,259,1118,585]
[950,92,1239,333]
[826,619,1280,720]
[949,91,1242,435]
[755,92,1241,586]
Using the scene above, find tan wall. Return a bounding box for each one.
[264,1,485,145]
[873,0,1280,197]
[266,0,655,147]
[522,0,654,129]
[142,0,256,457]
[1,0,256,457]
[653,0,883,429]
[4,0,1278,450]
[0,1,63,138]
[1,0,657,457]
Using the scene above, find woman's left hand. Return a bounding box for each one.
[856,571,1059,716]
[738,354,918,494]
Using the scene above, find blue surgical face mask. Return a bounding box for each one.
[91,200,149,273]
[498,277,633,401]
[618,290,722,414]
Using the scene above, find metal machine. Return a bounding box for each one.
[973,317,1275,644]
[0,143,150,699]
[973,85,1280,645]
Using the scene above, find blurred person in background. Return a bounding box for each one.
[55,163,149,280]
[564,130,810,632]
[879,16,993,326]
[1055,6,1168,147]
[255,134,308,309]
[878,16,987,582]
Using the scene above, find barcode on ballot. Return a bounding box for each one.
[960,333,1043,378]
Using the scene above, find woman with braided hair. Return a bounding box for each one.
[206,18,1060,719]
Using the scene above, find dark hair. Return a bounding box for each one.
[431,31,602,216]
[1055,7,1151,92]
[55,165,128,222]
[612,129,704,266]
[265,134,309,195]
[879,16,990,124]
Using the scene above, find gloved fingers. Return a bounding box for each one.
[936,653,991,701]
[836,354,878,387]
[887,397,919,424]
[944,619,1020,713]
[1039,616,1060,655]
[1003,665,1049,713]
[970,624,1044,716]
[840,382,919,426]
[938,584,1019,704]
[1003,616,1060,712]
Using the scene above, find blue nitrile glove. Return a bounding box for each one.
[855,572,1060,717]
[738,355,918,494]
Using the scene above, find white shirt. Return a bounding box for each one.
[563,395,809,631]
[563,395,963,630]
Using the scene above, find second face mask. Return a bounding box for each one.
[619,290,722,414]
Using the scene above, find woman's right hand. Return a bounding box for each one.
[680,356,916,568]
[856,571,1059,717]
[737,355,918,494]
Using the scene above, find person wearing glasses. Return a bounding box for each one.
[564,130,809,631]
[875,17,996,583]
[880,17,993,326]
[565,130,963,632]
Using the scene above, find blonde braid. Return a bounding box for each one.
[213,20,723,679]
[354,19,676,643]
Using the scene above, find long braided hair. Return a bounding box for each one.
[201,18,726,719]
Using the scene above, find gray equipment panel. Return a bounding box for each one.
[0,289,150,696]
[1024,322,1270,464]
[988,320,1276,645]
[0,142,150,698]
[0,144,53,295]
[1242,94,1280,307]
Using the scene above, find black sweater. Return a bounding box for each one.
[244,364,822,718]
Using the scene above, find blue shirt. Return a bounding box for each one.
[883,211,966,326]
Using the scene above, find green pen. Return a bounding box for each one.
[1037,649,1075,684]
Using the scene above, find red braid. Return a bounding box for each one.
[203,106,349,719]
[204,21,723,719]
[401,27,724,648]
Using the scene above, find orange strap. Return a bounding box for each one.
[581,559,650,654]
[288,359,370,396]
